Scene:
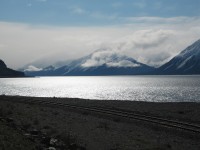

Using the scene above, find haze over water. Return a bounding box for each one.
[0,76,200,102]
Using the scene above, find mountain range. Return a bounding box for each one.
[24,50,154,76]
[14,39,200,76]
[0,59,25,77]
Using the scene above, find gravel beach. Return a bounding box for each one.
[0,95,200,150]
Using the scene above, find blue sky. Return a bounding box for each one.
[0,0,200,69]
[0,0,200,26]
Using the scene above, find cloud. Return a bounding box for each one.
[70,6,87,15]
[82,29,176,67]
[0,16,200,69]
[125,16,199,24]
[81,50,119,67]
[0,22,119,69]
[68,5,118,21]
[107,60,140,68]
[24,65,42,72]
[36,0,48,2]
[109,27,200,67]
[90,12,118,20]
[27,0,47,7]
[81,50,141,68]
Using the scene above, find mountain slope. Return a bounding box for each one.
[25,50,155,76]
[61,53,154,76]
[156,39,200,74]
[0,59,25,77]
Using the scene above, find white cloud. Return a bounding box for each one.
[81,50,119,67]
[24,65,42,72]
[80,29,176,68]
[0,16,200,69]
[107,60,140,68]
[81,50,141,68]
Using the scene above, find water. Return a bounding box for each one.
[0,76,200,102]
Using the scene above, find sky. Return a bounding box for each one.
[0,0,200,69]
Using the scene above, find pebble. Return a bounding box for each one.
[48,147,56,150]
[50,138,58,145]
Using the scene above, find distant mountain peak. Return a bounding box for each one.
[178,39,200,58]
[157,39,200,74]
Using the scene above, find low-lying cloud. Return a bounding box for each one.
[81,50,141,68]
[106,60,141,68]
[0,16,200,69]
[24,65,42,72]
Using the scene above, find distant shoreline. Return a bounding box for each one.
[0,74,200,81]
[1,94,200,102]
[1,95,200,120]
[1,74,200,78]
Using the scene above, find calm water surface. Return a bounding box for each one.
[0,76,200,102]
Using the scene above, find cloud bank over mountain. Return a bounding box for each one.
[0,16,200,69]
[81,50,141,68]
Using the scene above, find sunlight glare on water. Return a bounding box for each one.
[0,76,200,102]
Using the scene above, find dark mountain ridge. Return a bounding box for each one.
[0,59,25,77]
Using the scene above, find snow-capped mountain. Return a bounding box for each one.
[25,49,155,76]
[24,65,57,76]
[157,39,200,74]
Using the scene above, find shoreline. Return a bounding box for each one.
[2,95,200,122]
[0,95,200,150]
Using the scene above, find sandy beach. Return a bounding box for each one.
[0,95,200,150]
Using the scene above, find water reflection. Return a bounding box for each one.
[0,76,200,102]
